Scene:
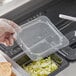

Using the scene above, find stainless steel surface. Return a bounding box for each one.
[0,0,31,16]
[57,62,76,76]
[0,0,51,16]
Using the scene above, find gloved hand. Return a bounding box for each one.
[0,18,20,46]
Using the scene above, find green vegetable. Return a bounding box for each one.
[23,57,58,76]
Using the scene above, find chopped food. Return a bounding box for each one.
[0,62,16,76]
[23,57,58,76]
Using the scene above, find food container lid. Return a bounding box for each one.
[16,16,69,61]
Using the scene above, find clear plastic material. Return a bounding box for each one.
[16,16,69,61]
[0,51,30,76]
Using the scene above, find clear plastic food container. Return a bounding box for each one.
[16,16,69,61]
[0,50,30,76]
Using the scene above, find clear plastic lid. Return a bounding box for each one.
[16,16,69,61]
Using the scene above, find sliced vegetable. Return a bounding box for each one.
[23,57,58,76]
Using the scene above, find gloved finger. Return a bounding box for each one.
[4,39,10,46]
[0,34,5,42]
[1,18,21,31]
[0,36,14,46]
[9,36,14,46]
[0,19,15,35]
[0,42,7,46]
